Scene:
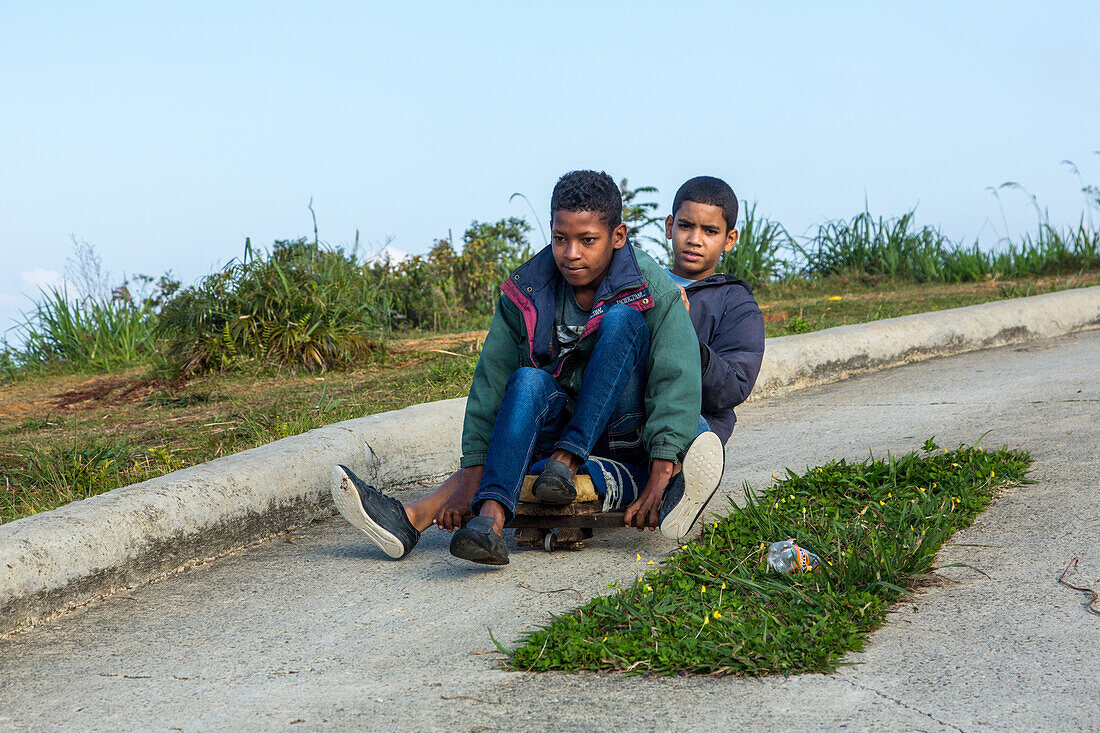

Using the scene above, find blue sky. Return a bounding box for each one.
[2,1,1098,340]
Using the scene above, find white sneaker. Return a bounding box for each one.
[658,431,724,541]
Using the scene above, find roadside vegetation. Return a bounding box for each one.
[0,167,1096,522]
[505,441,1032,675]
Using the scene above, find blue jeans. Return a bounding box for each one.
[472,304,650,520]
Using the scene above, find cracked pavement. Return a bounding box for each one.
[1,330,1098,732]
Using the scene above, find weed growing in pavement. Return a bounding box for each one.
[505,440,1032,676]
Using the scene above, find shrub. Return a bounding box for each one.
[157,238,387,375]
[379,218,531,330]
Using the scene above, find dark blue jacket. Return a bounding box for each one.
[684,274,765,444]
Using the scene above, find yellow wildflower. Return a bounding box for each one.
[712,610,722,619]
[721,582,727,590]
[827,295,842,301]
[701,584,707,593]
[644,584,652,592]
[647,561,655,566]
[703,615,710,625]
[636,553,642,561]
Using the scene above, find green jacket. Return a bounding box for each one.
[460,244,701,467]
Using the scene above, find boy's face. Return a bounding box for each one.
[665,201,738,280]
[550,209,627,300]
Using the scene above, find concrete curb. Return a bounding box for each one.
[750,285,1100,401]
[2,285,1098,634]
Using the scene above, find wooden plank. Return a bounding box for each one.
[517,474,599,503]
[514,500,602,517]
[505,512,626,529]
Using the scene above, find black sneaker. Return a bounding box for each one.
[449,516,509,565]
[330,465,420,559]
[531,458,577,505]
[658,431,724,541]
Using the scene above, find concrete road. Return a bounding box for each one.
[2,331,1098,732]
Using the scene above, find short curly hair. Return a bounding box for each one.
[550,170,623,232]
[673,176,739,232]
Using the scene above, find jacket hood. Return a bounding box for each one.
[682,272,754,296]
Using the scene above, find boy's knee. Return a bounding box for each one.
[505,366,556,394]
[599,303,645,334]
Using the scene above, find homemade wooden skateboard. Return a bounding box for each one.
[511,474,625,551]
[464,474,624,552]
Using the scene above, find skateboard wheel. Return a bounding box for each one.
[544,532,556,552]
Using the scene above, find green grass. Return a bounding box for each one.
[505,440,1031,676]
[794,209,1099,283]
[715,202,791,283]
[156,238,390,376]
[0,339,480,523]
[13,287,157,373]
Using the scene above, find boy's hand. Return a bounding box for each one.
[678,286,690,313]
[624,458,676,530]
[436,466,483,531]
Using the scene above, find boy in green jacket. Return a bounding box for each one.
[332,170,722,565]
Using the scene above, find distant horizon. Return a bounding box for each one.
[3,1,1098,340]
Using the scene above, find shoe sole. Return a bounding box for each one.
[449,529,509,566]
[329,465,406,559]
[660,431,724,541]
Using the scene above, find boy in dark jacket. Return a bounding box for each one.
[662,176,765,445]
[331,170,724,565]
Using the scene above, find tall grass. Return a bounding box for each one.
[796,207,1099,282]
[13,287,158,372]
[715,202,792,284]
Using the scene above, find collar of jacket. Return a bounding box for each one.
[500,243,654,372]
[683,272,754,296]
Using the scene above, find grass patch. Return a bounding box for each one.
[505,440,1031,676]
[0,335,480,523]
